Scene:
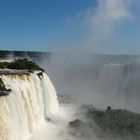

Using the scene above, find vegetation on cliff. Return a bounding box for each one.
[68,105,140,139]
[0,59,44,71]
[0,59,44,96]
[87,107,140,136]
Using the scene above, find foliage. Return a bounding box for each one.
[0,59,44,71]
[69,105,140,139]
[86,107,140,137]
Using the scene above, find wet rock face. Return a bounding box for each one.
[0,78,11,96]
[69,119,83,129]
[68,105,140,140]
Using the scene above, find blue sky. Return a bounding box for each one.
[0,0,140,54]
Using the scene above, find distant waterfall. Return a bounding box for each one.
[0,72,59,140]
[98,63,140,98]
[98,63,125,96]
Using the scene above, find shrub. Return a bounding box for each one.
[0,59,44,71]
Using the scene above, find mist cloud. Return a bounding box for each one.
[45,1,139,111]
[44,0,139,108]
[51,0,134,53]
[80,0,133,52]
[90,0,132,29]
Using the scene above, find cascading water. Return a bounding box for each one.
[97,63,125,96]
[0,71,59,140]
[98,63,140,96]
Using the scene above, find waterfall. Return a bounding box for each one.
[0,71,59,140]
[98,63,140,98]
[98,63,125,96]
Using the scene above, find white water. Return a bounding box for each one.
[98,63,125,96]
[95,63,140,112]
[97,63,140,96]
[0,71,59,140]
[31,103,79,140]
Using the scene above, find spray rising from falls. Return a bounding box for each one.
[0,72,59,140]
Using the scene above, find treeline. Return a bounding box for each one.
[0,50,51,60]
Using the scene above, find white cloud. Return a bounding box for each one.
[92,0,133,32]
[51,0,134,54]
[76,0,133,29]
[68,0,134,53]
